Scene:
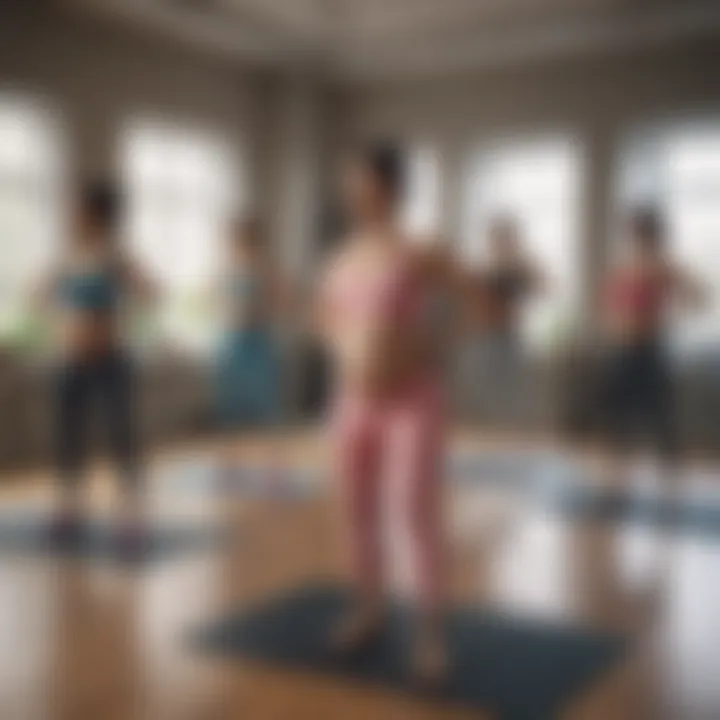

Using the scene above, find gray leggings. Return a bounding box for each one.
[53,350,140,491]
[456,332,526,425]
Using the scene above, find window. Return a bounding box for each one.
[401,144,442,238]
[0,95,65,346]
[122,119,241,352]
[462,136,584,349]
[618,123,720,353]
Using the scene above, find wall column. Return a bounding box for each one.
[582,123,619,335]
[269,73,325,282]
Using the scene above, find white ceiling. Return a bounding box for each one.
[67,0,720,80]
[221,0,615,38]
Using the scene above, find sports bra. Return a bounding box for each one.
[59,263,122,313]
[329,253,425,330]
[605,268,670,327]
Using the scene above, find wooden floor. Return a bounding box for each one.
[1,430,719,720]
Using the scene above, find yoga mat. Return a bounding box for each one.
[0,511,226,563]
[193,583,625,720]
[545,478,720,537]
[450,451,720,538]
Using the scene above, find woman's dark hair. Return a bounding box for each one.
[81,180,122,232]
[628,205,665,251]
[358,142,405,199]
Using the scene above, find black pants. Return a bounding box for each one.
[602,340,679,460]
[53,350,140,491]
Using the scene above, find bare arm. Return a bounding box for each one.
[671,264,708,310]
[122,256,159,307]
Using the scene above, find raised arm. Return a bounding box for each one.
[670,263,709,311]
[122,255,159,307]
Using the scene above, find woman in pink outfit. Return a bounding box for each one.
[318,145,457,684]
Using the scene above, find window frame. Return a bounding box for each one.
[118,114,244,357]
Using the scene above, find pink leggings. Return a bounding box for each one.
[331,376,446,613]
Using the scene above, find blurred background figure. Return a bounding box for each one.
[415,231,466,376]
[457,214,544,429]
[600,206,706,486]
[214,214,286,477]
[35,180,155,545]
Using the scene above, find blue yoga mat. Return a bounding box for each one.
[0,511,227,563]
[451,450,720,537]
[545,481,720,536]
[193,583,626,720]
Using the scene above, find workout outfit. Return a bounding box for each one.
[602,269,677,459]
[326,254,445,611]
[54,261,139,489]
[215,270,281,428]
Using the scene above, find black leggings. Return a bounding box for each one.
[602,340,679,460]
[53,350,140,491]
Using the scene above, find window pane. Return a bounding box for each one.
[0,96,64,344]
[121,120,241,352]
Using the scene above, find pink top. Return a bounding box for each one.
[322,247,438,399]
[324,250,424,333]
[604,267,671,333]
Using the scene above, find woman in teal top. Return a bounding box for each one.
[37,181,155,548]
[215,216,284,430]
